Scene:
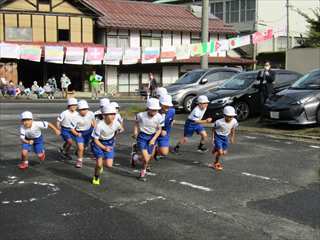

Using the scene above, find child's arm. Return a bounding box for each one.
[211,127,215,142]
[20,129,33,145]
[230,127,236,144]
[94,138,112,152]
[194,118,212,124]
[149,127,162,145]
[70,128,81,137]
[132,120,139,139]
[91,119,97,129]
[47,122,61,136]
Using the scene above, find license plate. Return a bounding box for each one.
[270,111,279,119]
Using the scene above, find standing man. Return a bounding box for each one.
[257,61,275,120]
[60,73,71,99]
[89,71,102,100]
[148,72,158,98]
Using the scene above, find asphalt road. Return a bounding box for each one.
[0,101,320,240]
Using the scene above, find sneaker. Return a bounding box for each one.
[39,153,45,162]
[75,160,83,168]
[64,153,73,160]
[131,143,138,154]
[214,163,223,171]
[137,174,147,182]
[197,146,208,153]
[146,166,152,172]
[92,176,100,185]
[18,162,29,170]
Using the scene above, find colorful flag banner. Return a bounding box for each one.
[190,42,208,57]
[20,45,41,62]
[160,46,176,62]
[44,46,64,64]
[103,47,123,65]
[84,47,104,65]
[252,29,273,44]
[64,47,84,65]
[176,44,190,60]
[228,35,251,49]
[142,47,160,64]
[122,47,141,65]
[0,43,20,59]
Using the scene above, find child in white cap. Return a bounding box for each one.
[94,98,110,121]
[209,106,238,170]
[71,100,96,168]
[110,101,124,132]
[18,111,60,170]
[91,105,123,185]
[173,95,212,153]
[155,87,168,99]
[132,98,164,181]
[57,98,78,159]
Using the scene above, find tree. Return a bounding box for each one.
[298,7,320,47]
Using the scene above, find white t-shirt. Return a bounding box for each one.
[116,113,123,124]
[136,111,164,135]
[57,110,78,128]
[72,111,95,131]
[20,121,48,140]
[188,106,206,121]
[213,118,238,136]
[91,120,121,140]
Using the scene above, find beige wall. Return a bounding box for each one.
[287,48,320,74]
[45,15,57,42]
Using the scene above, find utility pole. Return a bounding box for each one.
[286,0,290,69]
[201,0,209,69]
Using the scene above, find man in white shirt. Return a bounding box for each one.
[60,73,71,99]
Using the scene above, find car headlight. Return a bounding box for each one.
[293,96,315,105]
[210,97,233,105]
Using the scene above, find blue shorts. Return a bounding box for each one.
[75,128,93,145]
[157,135,170,148]
[61,127,75,142]
[91,138,115,160]
[214,134,229,151]
[184,120,205,137]
[22,136,45,154]
[137,132,156,155]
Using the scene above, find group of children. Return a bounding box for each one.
[18,87,239,185]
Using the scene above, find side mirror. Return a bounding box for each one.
[200,78,208,84]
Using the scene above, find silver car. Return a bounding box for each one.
[166,67,241,112]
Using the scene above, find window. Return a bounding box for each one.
[226,1,231,23]
[107,36,129,49]
[240,0,246,22]
[39,0,50,4]
[246,0,256,21]
[141,31,161,48]
[219,71,238,80]
[210,2,223,20]
[58,29,70,41]
[275,73,300,85]
[191,32,201,44]
[230,0,240,23]
[206,73,220,82]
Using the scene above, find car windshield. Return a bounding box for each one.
[291,70,320,89]
[173,70,206,85]
[217,73,256,90]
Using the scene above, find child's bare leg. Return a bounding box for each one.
[214,149,224,164]
[104,159,113,168]
[140,149,151,176]
[94,157,103,177]
[64,139,73,153]
[21,150,28,163]
[77,143,84,160]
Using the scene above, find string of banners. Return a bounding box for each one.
[0,29,274,65]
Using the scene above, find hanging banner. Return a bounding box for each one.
[228,35,251,49]
[142,47,160,64]
[84,47,104,65]
[0,43,20,59]
[103,47,123,65]
[64,47,84,65]
[122,47,140,65]
[44,46,64,64]
[190,42,208,57]
[176,44,190,60]
[252,29,273,44]
[160,46,176,62]
[20,45,41,62]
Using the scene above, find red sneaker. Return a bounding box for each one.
[214,163,223,171]
[39,153,45,162]
[18,162,29,170]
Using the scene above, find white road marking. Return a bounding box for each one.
[244,136,257,139]
[179,181,212,192]
[241,172,288,183]
[132,169,156,176]
[310,145,320,149]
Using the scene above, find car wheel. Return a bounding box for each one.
[183,95,196,112]
[234,101,250,121]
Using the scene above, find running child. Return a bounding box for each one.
[155,87,168,99]
[154,94,175,161]
[91,105,123,185]
[94,98,110,121]
[131,98,163,181]
[57,98,78,159]
[110,101,124,132]
[71,100,96,168]
[209,106,238,170]
[173,95,212,153]
[18,111,60,170]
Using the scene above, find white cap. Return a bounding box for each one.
[78,100,89,110]
[102,105,117,115]
[156,87,168,98]
[20,111,33,120]
[110,102,119,108]
[100,98,110,107]
[147,98,161,110]
[223,106,237,117]
[159,94,173,107]
[67,98,78,106]
[197,95,209,104]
